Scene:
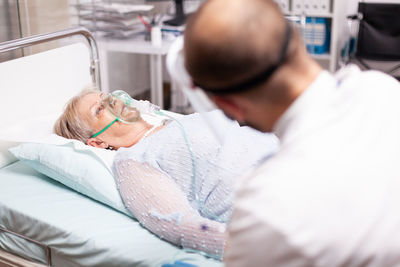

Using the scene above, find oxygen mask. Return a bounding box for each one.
[102,90,142,124]
[90,90,161,138]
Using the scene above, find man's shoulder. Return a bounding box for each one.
[360,69,399,87]
[234,148,309,198]
[340,65,400,93]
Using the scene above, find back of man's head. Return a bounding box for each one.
[184,0,322,132]
[184,0,314,96]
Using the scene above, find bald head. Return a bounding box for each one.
[184,0,322,132]
[184,0,290,91]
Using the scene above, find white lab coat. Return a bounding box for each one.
[225,65,400,267]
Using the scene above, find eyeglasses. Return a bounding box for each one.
[90,90,141,138]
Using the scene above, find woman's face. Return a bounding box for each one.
[78,92,140,148]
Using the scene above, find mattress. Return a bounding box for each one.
[0,161,223,267]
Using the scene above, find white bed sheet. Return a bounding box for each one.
[0,161,223,267]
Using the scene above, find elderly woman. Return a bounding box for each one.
[54,89,279,258]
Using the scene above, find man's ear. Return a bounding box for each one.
[86,138,109,149]
[211,95,246,122]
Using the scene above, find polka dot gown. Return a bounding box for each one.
[113,110,279,258]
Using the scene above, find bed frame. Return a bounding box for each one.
[0,27,100,267]
[0,248,46,267]
[0,27,100,90]
[0,26,221,267]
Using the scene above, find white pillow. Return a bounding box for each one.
[0,113,115,169]
[0,114,61,168]
[31,133,116,171]
[9,135,131,217]
[1,110,182,213]
[0,140,19,168]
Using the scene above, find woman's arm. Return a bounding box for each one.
[114,159,227,258]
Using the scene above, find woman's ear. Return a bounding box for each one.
[211,95,246,123]
[86,138,109,149]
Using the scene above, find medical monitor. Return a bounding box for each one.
[147,0,187,26]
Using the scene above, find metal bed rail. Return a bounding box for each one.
[0,27,102,266]
[0,26,101,90]
[0,225,51,266]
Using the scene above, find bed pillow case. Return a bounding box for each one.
[0,140,19,168]
[9,139,132,217]
[0,114,60,168]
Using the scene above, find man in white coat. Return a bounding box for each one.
[183,0,400,266]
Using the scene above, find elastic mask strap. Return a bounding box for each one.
[195,21,292,95]
[90,118,119,138]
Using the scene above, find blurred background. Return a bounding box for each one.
[1,0,397,110]
[0,0,202,110]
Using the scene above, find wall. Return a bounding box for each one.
[0,0,23,62]
[18,0,71,54]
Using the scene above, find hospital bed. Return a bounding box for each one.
[0,27,222,267]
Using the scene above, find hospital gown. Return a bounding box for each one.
[113,110,279,258]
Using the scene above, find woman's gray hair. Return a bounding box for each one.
[53,87,97,143]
